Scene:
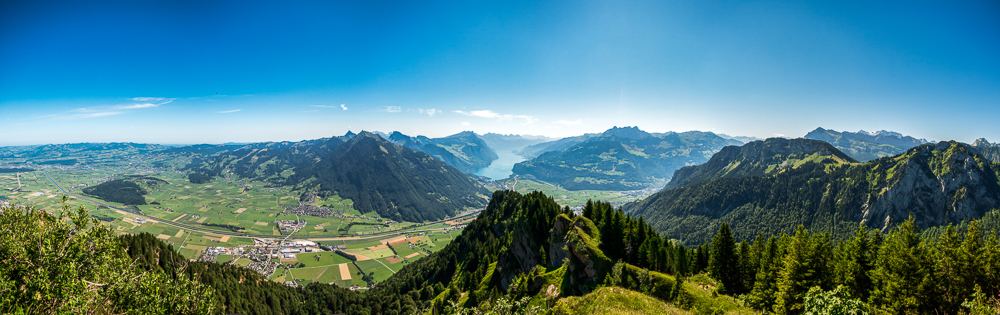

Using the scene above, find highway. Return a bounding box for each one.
[40,169,481,241]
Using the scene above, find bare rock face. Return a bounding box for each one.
[495,222,543,291]
[548,215,571,267]
[862,142,1000,231]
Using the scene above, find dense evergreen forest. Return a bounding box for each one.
[187,172,213,184]
[4,191,1000,314]
[628,141,1000,244]
[81,176,167,205]
[0,168,34,173]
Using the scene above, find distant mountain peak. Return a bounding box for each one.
[974,138,999,148]
[602,126,652,140]
[804,127,930,161]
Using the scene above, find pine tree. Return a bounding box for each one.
[749,235,780,310]
[833,224,876,301]
[773,225,831,315]
[869,218,939,314]
[709,223,741,294]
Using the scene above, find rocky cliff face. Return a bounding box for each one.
[863,142,1000,231]
[494,213,610,293]
[666,138,855,189]
[627,141,1000,244]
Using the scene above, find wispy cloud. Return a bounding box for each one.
[52,97,172,119]
[384,106,402,113]
[217,109,242,114]
[310,104,348,111]
[461,122,470,126]
[557,119,582,126]
[407,108,440,116]
[454,110,536,124]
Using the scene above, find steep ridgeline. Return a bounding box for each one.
[387,131,498,174]
[200,132,488,222]
[804,127,929,161]
[515,133,600,158]
[363,190,734,314]
[288,132,488,222]
[974,138,1000,162]
[665,138,857,189]
[513,126,742,190]
[627,141,1000,244]
[198,136,347,182]
[477,133,553,151]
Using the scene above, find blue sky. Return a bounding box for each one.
[1,0,998,145]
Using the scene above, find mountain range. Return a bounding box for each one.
[626,139,1000,244]
[803,127,930,161]
[512,126,742,190]
[387,131,497,174]
[197,132,488,222]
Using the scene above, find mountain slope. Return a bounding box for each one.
[200,132,488,222]
[627,141,1000,244]
[665,138,857,189]
[288,132,488,222]
[200,136,347,182]
[804,127,929,161]
[515,133,601,158]
[513,127,742,190]
[388,131,498,173]
[974,138,1000,162]
[477,133,553,152]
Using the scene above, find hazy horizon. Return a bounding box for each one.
[2,1,997,146]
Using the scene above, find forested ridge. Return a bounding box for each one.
[198,132,488,222]
[5,190,1000,314]
[388,131,498,174]
[628,141,1000,244]
[81,176,167,205]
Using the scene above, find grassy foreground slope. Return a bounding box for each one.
[552,287,692,315]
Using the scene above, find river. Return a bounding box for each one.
[474,150,525,180]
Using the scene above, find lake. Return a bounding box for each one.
[474,150,525,180]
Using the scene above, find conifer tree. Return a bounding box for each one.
[870,218,939,314]
[833,224,876,300]
[773,225,831,315]
[709,223,741,294]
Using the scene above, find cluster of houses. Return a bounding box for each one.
[280,204,345,219]
[275,219,307,232]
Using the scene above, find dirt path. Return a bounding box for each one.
[312,266,329,282]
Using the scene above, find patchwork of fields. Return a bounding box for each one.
[1,168,474,290]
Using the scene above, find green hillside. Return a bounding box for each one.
[665,138,857,190]
[513,127,741,190]
[388,131,498,174]
[196,132,488,222]
[627,141,1000,244]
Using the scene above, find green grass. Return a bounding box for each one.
[552,287,692,315]
[216,255,234,263]
[293,252,353,267]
